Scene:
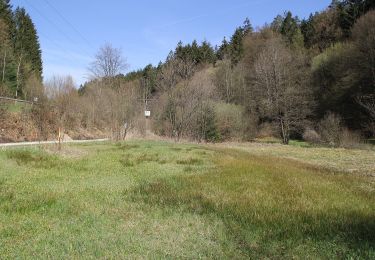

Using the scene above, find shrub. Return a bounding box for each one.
[318,112,342,147]
[318,112,364,148]
[193,103,220,142]
[257,122,278,139]
[339,128,363,149]
[303,129,321,144]
[214,103,246,141]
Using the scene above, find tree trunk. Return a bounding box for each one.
[2,50,6,83]
[279,117,289,145]
[16,55,22,98]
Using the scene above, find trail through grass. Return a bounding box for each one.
[0,140,374,258]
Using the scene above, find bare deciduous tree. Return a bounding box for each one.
[24,74,44,101]
[45,75,80,131]
[214,59,234,103]
[254,37,313,144]
[155,57,204,140]
[156,57,195,93]
[109,80,140,140]
[89,43,128,79]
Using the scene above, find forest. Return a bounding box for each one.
[1,0,374,146]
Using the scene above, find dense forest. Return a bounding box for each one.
[0,0,43,99]
[1,0,374,146]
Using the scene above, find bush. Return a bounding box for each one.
[194,103,220,142]
[318,112,342,147]
[257,122,279,139]
[339,128,363,149]
[303,129,321,144]
[214,103,246,141]
[318,112,364,148]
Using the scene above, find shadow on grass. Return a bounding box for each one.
[5,149,89,172]
[5,149,60,169]
[176,157,202,165]
[119,153,167,167]
[126,154,375,258]
[115,143,140,150]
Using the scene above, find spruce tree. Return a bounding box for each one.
[229,27,244,65]
[216,37,230,60]
[0,0,13,33]
[200,40,216,64]
[280,11,304,48]
[14,7,42,80]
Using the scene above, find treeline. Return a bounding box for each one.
[4,0,373,145]
[0,0,43,100]
[69,0,374,145]
[106,0,373,144]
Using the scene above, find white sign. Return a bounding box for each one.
[145,110,151,117]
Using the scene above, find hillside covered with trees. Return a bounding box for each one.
[1,0,374,146]
[0,0,43,100]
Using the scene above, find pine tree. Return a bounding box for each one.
[242,17,253,35]
[271,14,284,32]
[217,37,230,60]
[0,1,17,94]
[337,0,375,37]
[229,27,244,65]
[200,40,216,64]
[301,14,315,48]
[14,7,42,80]
[190,40,200,63]
[280,11,304,48]
[0,0,13,33]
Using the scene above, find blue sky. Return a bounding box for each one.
[11,0,331,85]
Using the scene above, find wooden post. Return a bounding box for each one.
[58,127,61,151]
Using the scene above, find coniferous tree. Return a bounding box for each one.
[0,0,13,33]
[301,14,316,48]
[228,18,253,65]
[270,14,284,32]
[0,0,15,93]
[191,40,200,63]
[14,7,42,79]
[280,11,304,48]
[229,27,244,65]
[200,40,216,64]
[242,17,253,35]
[216,37,230,60]
[337,0,375,37]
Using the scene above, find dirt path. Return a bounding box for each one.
[0,139,109,148]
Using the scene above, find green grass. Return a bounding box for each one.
[1,102,31,113]
[0,140,374,258]
[289,139,311,148]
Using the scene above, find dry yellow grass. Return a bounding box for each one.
[213,142,375,176]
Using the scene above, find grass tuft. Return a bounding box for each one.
[116,143,140,150]
[176,157,202,165]
[119,156,135,167]
[5,149,60,169]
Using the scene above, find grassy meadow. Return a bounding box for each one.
[0,140,374,258]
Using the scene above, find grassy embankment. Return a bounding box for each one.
[0,140,374,258]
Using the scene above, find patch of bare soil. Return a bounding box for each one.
[65,128,108,140]
[0,112,40,142]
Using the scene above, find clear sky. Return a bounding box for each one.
[11,0,331,86]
